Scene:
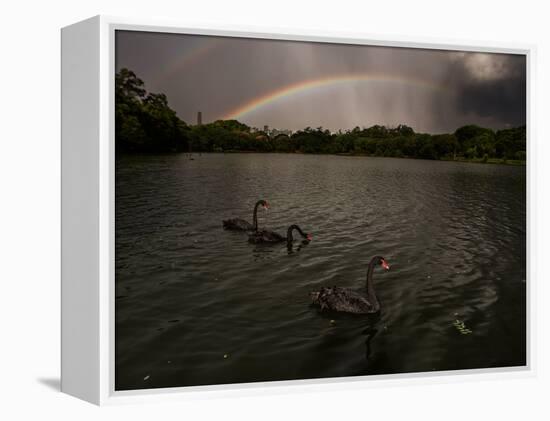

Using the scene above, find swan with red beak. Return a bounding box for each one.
[310,255,390,314]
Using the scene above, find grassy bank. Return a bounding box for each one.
[440,156,526,166]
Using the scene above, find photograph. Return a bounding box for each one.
[114,30,526,391]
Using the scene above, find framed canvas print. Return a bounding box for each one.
[61,15,533,405]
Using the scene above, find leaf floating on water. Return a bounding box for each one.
[453,319,473,335]
[330,319,336,325]
[223,354,229,359]
[143,375,150,381]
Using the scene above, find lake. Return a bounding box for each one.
[115,153,526,390]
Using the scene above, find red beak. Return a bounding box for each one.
[307,234,313,241]
[381,260,390,270]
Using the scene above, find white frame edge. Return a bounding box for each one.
[61,14,536,406]
[61,16,101,404]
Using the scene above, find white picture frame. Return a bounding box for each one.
[61,15,535,405]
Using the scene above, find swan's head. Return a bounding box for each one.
[379,257,390,271]
[261,200,269,210]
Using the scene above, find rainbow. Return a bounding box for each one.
[160,40,221,81]
[222,73,448,120]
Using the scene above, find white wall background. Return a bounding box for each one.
[0,0,548,419]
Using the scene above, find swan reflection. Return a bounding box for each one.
[362,326,379,360]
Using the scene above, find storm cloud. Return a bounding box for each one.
[445,52,526,128]
[116,31,526,134]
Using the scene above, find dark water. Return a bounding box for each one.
[115,153,526,391]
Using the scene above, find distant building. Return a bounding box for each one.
[269,128,292,137]
[197,111,202,126]
[252,125,292,137]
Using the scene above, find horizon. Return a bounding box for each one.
[190,117,525,136]
[116,31,526,134]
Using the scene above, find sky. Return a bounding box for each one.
[116,30,526,134]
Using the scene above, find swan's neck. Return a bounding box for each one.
[287,226,295,244]
[252,202,260,231]
[366,259,380,309]
[286,225,304,246]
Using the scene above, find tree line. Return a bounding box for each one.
[116,68,526,162]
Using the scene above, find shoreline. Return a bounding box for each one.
[120,150,526,166]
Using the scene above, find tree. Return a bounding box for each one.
[454,125,495,155]
[432,134,457,158]
[115,68,146,105]
[495,126,526,159]
[116,68,189,153]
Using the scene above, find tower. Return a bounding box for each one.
[197,111,202,126]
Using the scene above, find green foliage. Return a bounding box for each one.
[116,68,190,153]
[115,69,526,164]
[432,134,458,159]
[495,126,526,159]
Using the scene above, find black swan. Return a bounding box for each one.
[310,256,390,314]
[248,224,312,247]
[222,200,269,231]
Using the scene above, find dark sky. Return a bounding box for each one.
[116,30,526,134]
